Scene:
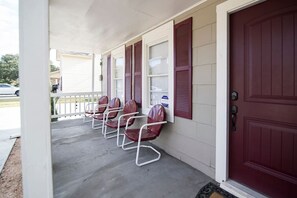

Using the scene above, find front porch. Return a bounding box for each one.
[52,119,213,198]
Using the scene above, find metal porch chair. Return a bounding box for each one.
[83,95,108,123]
[103,100,139,147]
[92,97,121,129]
[122,104,167,166]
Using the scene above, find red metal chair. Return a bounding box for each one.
[92,97,121,129]
[122,104,167,166]
[103,100,139,147]
[83,95,108,123]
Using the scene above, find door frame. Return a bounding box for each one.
[215,0,266,183]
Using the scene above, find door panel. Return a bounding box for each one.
[230,0,297,197]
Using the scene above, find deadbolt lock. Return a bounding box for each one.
[231,91,238,101]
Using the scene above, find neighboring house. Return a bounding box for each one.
[19,0,297,197]
[57,51,101,93]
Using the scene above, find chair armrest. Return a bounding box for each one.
[105,109,123,114]
[140,121,167,129]
[85,102,97,110]
[138,121,167,141]
[103,109,123,122]
[107,107,123,111]
[85,103,107,108]
[119,112,139,120]
[116,112,139,128]
[97,104,108,107]
[86,103,108,114]
[125,115,148,129]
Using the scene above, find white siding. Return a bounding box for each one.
[152,0,224,179]
[60,54,101,93]
[102,0,226,179]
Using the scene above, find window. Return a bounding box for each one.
[111,45,125,104]
[142,21,174,122]
[148,41,169,106]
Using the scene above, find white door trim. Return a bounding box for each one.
[215,0,266,183]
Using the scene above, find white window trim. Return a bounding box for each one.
[142,21,174,122]
[216,0,266,184]
[111,45,125,104]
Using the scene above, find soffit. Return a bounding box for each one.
[49,0,203,53]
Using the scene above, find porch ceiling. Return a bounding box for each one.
[49,0,203,54]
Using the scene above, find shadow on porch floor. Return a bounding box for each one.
[52,119,214,198]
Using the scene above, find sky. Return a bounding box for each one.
[0,0,59,66]
[0,0,18,56]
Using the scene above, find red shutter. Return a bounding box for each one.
[134,40,142,107]
[174,18,192,119]
[107,55,111,99]
[125,45,132,103]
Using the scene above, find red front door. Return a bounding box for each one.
[230,0,297,197]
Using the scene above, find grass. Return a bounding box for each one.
[0,98,20,108]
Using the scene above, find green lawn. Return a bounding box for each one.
[0,98,20,108]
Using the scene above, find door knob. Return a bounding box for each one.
[231,105,238,131]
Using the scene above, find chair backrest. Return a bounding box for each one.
[122,100,138,124]
[97,96,108,113]
[147,104,166,136]
[108,97,121,118]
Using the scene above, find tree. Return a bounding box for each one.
[0,54,19,85]
[50,61,60,72]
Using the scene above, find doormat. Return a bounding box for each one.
[196,182,237,198]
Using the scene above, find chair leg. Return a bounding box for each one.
[101,120,105,134]
[83,115,93,123]
[135,144,161,167]
[92,119,103,129]
[103,124,118,139]
[92,118,95,128]
[117,131,134,147]
[122,135,161,166]
[121,135,136,150]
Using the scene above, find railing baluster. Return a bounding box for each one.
[64,96,66,117]
[78,94,81,114]
[69,95,72,117]
[83,95,85,114]
[50,91,102,119]
[74,95,77,115]
[59,97,61,114]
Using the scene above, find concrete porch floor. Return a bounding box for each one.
[52,119,214,198]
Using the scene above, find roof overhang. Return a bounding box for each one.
[49,0,204,54]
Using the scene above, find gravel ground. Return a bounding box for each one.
[0,139,23,198]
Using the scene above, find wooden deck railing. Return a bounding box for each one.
[50,91,102,119]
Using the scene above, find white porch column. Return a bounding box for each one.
[19,0,53,197]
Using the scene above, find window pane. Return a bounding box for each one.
[150,92,168,106]
[149,41,168,75]
[115,57,124,78]
[115,79,123,98]
[150,76,168,92]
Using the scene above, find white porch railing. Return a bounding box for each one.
[50,91,103,119]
